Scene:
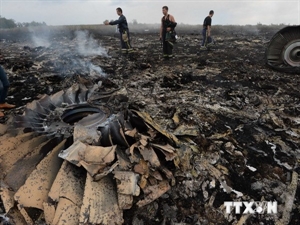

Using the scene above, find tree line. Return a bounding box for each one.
[0,16,47,29]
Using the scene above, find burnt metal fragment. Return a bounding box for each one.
[266,26,300,73]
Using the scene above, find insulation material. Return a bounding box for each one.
[114,171,140,196]
[58,140,116,177]
[52,198,80,225]
[14,140,65,210]
[79,174,123,225]
[137,180,171,207]
[0,135,46,176]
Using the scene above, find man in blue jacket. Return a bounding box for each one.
[105,8,133,54]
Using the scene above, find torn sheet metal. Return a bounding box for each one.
[48,161,85,204]
[58,140,116,177]
[49,90,64,107]
[98,113,130,147]
[173,124,199,136]
[14,140,65,211]
[125,127,137,137]
[114,171,140,196]
[0,181,15,213]
[128,142,141,164]
[181,137,200,153]
[150,170,163,181]
[159,166,176,186]
[136,180,171,207]
[73,123,101,145]
[49,157,99,225]
[2,207,27,225]
[138,146,161,168]
[174,144,193,172]
[58,140,85,166]
[52,198,80,225]
[4,138,62,192]
[139,175,148,189]
[139,134,150,146]
[93,160,119,181]
[172,110,180,126]
[43,202,56,225]
[132,110,181,146]
[117,193,133,209]
[63,83,79,104]
[0,135,48,178]
[151,143,176,161]
[17,204,34,225]
[0,123,8,135]
[116,147,132,170]
[79,174,123,225]
[134,159,149,176]
[0,132,36,158]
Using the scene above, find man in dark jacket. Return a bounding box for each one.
[160,6,177,59]
[0,65,15,117]
[105,7,133,54]
[201,10,214,49]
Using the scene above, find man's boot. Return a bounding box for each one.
[0,103,16,109]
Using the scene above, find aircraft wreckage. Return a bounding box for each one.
[0,82,199,224]
[266,25,300,73]
[1,80,298,225]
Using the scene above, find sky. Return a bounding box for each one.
[0,0,299,26]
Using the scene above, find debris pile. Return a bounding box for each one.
[1,82,200,224]
[0,27,299,225]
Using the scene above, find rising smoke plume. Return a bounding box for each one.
[74,30,108,76]
[29,28,108,77]
[29,26,51,47]
[75,30,108,57]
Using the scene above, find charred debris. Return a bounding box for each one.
[0,26,299,225]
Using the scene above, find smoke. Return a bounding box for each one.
[29,26,51,47]
[75,30,108,57]
[31,35,51,47]
[72,30,108,77]
[243,25,259,35]
[88,62,105,76]
[27,28,107,77]
[73,58,106,77]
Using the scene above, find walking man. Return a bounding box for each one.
[105,7,133,54]
[201,10,214,49]
[160,6,177,59]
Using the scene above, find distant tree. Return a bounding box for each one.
[0,16,46,28]
[0,16,17,29]
[22,21,47,27]
[132,19,138,25]
[16,22,23,27]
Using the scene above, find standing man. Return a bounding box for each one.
[0,65,15,117]
[105,7,133,54]
[201,10,214,49]
[160,6,177,59]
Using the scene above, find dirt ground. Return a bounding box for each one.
[0,26,299,225]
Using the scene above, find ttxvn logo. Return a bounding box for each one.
[224,201,277,214]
